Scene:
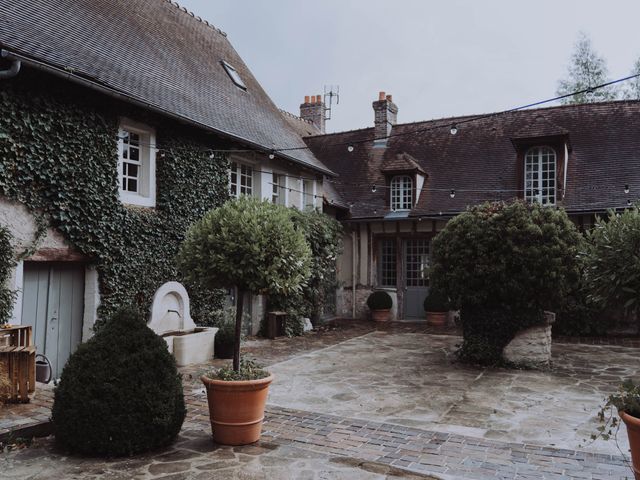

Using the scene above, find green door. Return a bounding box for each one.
[21,263,85,379]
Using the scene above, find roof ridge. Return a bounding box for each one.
[165,0,227,36]
[279,109,314,125]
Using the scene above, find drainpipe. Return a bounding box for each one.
[352,229,356,318]
[0,51,21,79]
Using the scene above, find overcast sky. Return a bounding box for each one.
[179,0,640,133]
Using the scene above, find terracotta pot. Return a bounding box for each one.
[371,309,391,322]
[426,311,447,326]
[621,411,640,480]
[201,374,274,445]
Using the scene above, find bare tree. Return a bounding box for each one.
[622,57,640,100]
[557,32,618,104]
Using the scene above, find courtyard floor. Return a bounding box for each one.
[1,321,639,479]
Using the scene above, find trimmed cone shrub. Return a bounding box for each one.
[367,291,392,310]
[423,289,449,312]
[52,307,186,456]
[430,201,582,364]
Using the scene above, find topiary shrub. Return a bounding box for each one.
[177,197,311,372]
[582,205,640,329]
[52,307,185,456]
[423,289,449,312]
[367,291,392,310]
[430,201,582,365]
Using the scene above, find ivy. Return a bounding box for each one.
[0,225,15,325]
[0,73,229,328]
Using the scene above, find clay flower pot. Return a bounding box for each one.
[426,311,447,326]
[201,374,274,445]
[371,309,391,322]
[620,411,640,480]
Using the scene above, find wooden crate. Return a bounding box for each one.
[0,326,36,403]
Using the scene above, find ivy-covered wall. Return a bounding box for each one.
[0,70,230,327]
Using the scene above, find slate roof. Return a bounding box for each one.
[0,0,332,175]
[305,101,640,219]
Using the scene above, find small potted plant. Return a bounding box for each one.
[214,310,237,359]
[423,289,449,326]
[595,380,640,479]
[367,291,393,322]
[177,197,311,445]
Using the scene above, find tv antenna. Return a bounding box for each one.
[324,85,340,121]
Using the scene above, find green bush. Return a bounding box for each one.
[430,201,582,364]
[423,289,449,312]
[267,209,342,326]
[583,206,640,320]
[367,291,393,310]
[177,197,311,371]
[0,225,15,325]
[52,307,185,456]
[553,278,608,336]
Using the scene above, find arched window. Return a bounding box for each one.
[390,175,413,210]
[524,146,556,205]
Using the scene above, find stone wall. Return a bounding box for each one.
[336,286,399,320]
[503,312,555,367]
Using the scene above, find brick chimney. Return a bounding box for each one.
[372,91,398,146]
[299,94,326,134]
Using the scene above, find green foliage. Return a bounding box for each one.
[267,209,342,325]
[423,289,449,312]
[593,380,640,442]
[0,74,228,327]
[51,307,185,456]
[430,201,582,364]
[367,291,393,310]
[0,225,15,325]
[177,197,312,296]
[582,206,640,315]
[557,32,618,104]
[623,57,640,100]
[206,358,270,381]
[553,276,608,336]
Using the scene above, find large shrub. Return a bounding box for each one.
[583,206,640,320]
[52,307,185,456]
[267,209,342,326]
[177,197,311,370]
[430,201,582,364]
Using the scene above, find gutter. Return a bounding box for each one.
[0,50,20,79]
[1,49,336,177]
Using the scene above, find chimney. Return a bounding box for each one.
[299,94,326,133]
[372,91,398,146]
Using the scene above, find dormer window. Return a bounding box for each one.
[524,146,556,205]
[221,60,246,90]
[390,175,413,211]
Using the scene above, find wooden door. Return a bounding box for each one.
[21,263,85,379]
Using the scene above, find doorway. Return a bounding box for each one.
[402,239,430,319]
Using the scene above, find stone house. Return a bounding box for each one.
[301,92,640,320]
[0,0,333,376]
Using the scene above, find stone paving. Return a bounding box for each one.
[1,320,640,479]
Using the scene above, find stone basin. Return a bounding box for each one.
[161,327,218,366]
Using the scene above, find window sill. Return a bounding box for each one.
[119,192,156,208]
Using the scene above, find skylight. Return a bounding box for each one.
[221,60,246,90]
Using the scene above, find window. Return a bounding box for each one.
[301,179,316,210]
[221,60,247,90]
[404,239,429,287]
[390,175,413,211]
[229,162,253,197]
[272,173,285,205]
[118,122,156,207]
[379,239,397,287]
[524,146,556,205]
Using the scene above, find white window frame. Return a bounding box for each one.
[390,175,413,211]
[117,119,156,208]
[229,161,255,198]
[271,172,287,205]
[301,178,316,210]
[524,146,556,206]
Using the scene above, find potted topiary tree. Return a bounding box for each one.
[595,380,640,480]
[177,197,311,445]
[430,201,582,366]
[366,291,393,321]
[423,289,449,326]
